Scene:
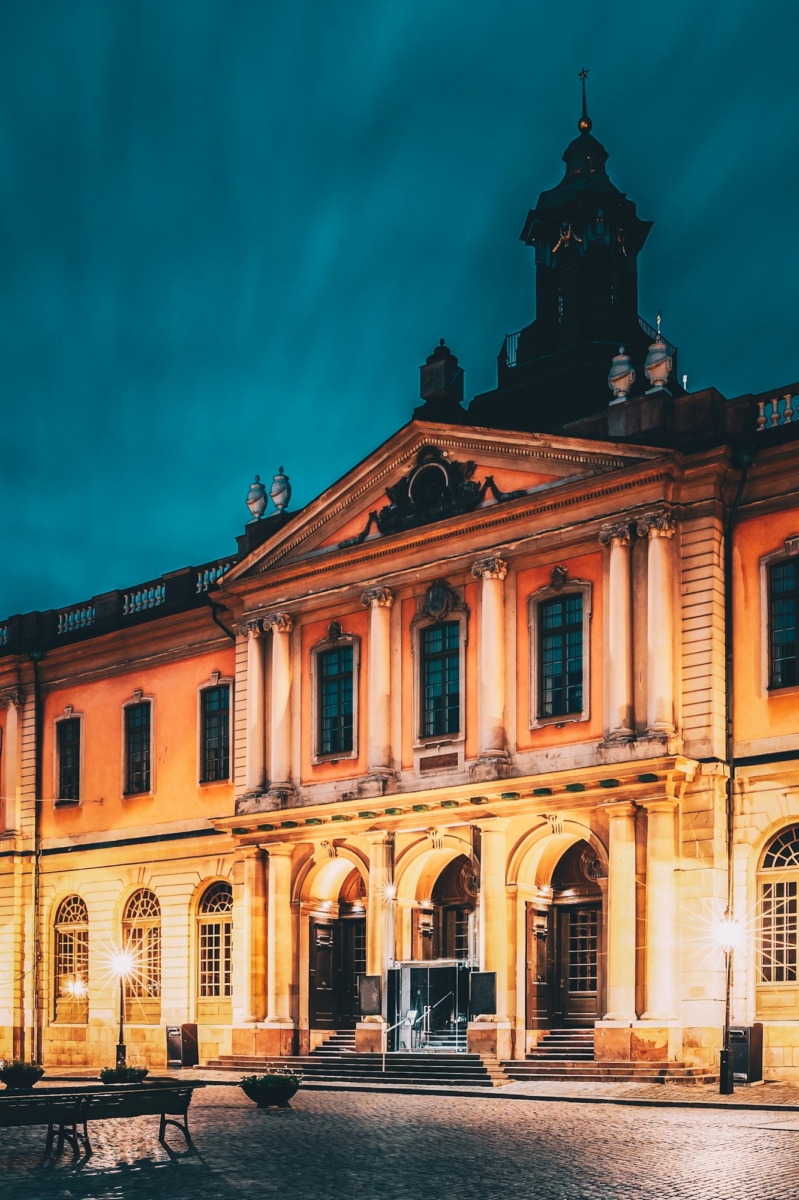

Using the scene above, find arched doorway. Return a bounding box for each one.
[308,867,366,1031]
[527,840,604,1029]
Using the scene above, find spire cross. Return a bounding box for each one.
[577,68,591,132]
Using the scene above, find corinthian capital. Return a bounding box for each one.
[239,619,263,638]
[267,612,294,634]
[471,556,508,581]
[0,686,25,709]
[636,510,676,539]
[361,585,394,609]
[599,522,631,547]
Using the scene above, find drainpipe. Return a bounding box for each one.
[205,594,236,642]
[28,649,44,1065]
[723,447,754,913]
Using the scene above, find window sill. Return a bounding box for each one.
[530,712,589,730]
[767,684,799,697]
[312,750,358,766]
[199,777,231,787]
[53,799,81,809]
[412,734,464,752]
[122,790,154,799]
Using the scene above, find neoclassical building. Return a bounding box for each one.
[2,96,799,1080]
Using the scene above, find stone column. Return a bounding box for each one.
[599,524,634,741]
[361,586,394,777]
[265,843,294,1029]
[467,819,513,1059]
[1,691,23,832]
[603,802,637,1021]
[641,799,678,1021]
[366,832,393,980]
[267,614,294,791]
[471,557,509,761]
[637,511,677,736]
[239,847,266,1023]
[242,622,266,795]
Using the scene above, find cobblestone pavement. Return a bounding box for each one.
[3,1085,799,1200]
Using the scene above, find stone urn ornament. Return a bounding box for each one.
[246,475,267,521]
[644,315,672,393]
[270,467,291,513]
[607,345,635,402]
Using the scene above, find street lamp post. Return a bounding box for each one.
[716,912,739,1096]
[111,951,134,1069]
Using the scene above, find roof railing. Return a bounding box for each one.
[757,394,797,431]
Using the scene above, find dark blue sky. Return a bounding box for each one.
[2,1,799,618]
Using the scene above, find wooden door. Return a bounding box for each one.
[309,919,338,1029]
[339,918,366,1028]
[555,904,600,1026]
[526,904,550,1028]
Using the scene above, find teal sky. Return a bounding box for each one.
[2,1,799,617]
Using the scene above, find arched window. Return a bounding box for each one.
[198,882,232,1010]
[122,888,161,1024]
[54,896,88,1023]
[759,826,799,986]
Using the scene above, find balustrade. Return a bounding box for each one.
[57,605,96,635]
[123,584,166,615]
[757,394,797,431]
[196,561,233,593]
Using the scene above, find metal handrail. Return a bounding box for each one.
[381,990,456,1070]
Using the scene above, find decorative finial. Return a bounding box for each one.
[682,373,688,391]
[578,68,592,132]
[246,473,267,521]
[439,338,445,346]
[270,466,291,513]
[656,310,662,339]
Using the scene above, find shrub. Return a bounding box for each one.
[99,1066,149,1084]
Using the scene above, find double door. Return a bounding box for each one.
[308,917,365,1029]
[527,902,602,1028]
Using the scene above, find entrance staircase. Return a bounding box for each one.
[501,1028,717,1084]
[206,1025,502,1088]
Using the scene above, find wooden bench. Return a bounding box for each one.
[0,1079,205,1157]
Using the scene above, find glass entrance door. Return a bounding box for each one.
[553,904,601,1026]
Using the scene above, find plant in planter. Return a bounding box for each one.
[0,1059,45,1091]
[239,1071,300,1109]
[99,1065,149,1085]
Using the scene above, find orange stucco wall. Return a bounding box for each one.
[734,507,799,744]
[300,607,369,784]
[515,551,604,750]
[40,646,236,838]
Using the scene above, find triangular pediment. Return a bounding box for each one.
[223,420,666,584]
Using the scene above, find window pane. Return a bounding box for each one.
[422,621,460,737]
[125,703,151,794]
[319,646,354,755]
[58,718,81,802]
[539,596,583,718]
[202,686,230,781]
[771,563,798,688]
[760,880,798,983]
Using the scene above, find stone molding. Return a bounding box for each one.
[471,556,508,581]
[360,585,394,609]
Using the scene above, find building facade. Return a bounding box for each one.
[3,100,799,1079]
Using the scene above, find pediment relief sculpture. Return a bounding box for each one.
[338,445,527,549]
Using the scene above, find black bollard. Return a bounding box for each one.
[719,1047,734,1095]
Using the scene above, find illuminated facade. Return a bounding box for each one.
[3,100,799,1079]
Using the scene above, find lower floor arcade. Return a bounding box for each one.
[2,757,799,1078]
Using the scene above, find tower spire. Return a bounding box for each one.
[578,68,592,132]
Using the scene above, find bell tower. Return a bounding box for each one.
[469,72,680,432]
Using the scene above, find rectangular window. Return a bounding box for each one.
[539,595,583,718]
[770,561,798,688]
[760,880,798,983]
[125,702,151,794]
[57,718,81,802]
[201,686,230,781]
[319,646,353,755]
[422,621,460,738]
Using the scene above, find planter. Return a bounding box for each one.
[240,1073,300,1109]
[0,1061,44,1091]
[99,1066,149,1086]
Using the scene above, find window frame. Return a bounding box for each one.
[121,693,155,798]
[121,887,162,1024]
[761,543,799,695]
[197,675,233,785]
[53,707,83,808]
[411,606,468,752]
[197,880,233,1002]
[756,825,799,1004]
[528,580,592,729]
[53,894,89,1024]
[310,630,360,765]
